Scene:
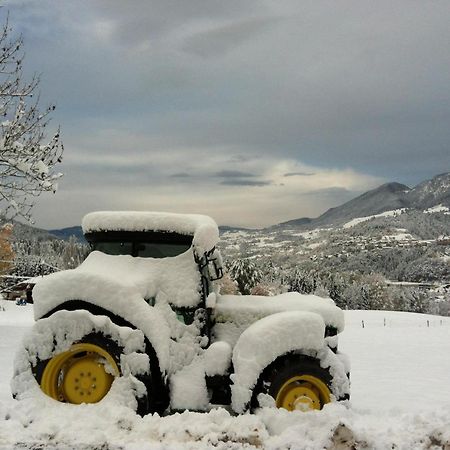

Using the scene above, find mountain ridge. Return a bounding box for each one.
[274,172,449,230]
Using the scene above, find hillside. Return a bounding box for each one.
[47,226,86,242]
[0,219,57,242]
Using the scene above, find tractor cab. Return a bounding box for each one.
[82,211,223,339]
[82,211,224,302]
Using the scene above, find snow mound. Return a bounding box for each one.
[1,400,449,449]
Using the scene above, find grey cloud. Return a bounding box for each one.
[88,0,265,48]
[12,1,450,185]
[220,179,272,187]
[6,0,450,228]
[182,17,279,58]
[303,187,354,196]
[227,155,253,163]
[170,172,191,178]
[59,162,160,190]
[284,172,315,177]
[215,170,256,178]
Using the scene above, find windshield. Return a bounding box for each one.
[94,241,191,258]
[85,231,193,258]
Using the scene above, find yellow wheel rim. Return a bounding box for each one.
[40,343,120,404]
[275,374,331,411]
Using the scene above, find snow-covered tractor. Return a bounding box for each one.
[12,211,349,415]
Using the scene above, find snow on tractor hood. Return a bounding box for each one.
[34,250,203,315]
[82,211,219,255]
[215,292,345,334]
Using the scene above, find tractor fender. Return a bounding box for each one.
[36,300,171,414]
[230,310,326,413]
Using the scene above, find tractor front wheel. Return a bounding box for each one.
[36,334,121,405]
[12,311,151,415]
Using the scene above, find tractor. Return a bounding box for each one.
[12,211,349,415]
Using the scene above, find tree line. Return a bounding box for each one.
[220,256,450,316]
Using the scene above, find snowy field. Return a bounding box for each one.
[0,302,449,449]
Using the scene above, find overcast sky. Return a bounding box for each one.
[5,0,450,229]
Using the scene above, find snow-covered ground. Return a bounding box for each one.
[0,302,449,449]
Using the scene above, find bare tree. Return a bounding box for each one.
[0,14,63,222]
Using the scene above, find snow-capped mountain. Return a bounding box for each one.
[275,172,449,230]
[405,172,450,210]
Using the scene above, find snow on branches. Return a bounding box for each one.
[0,15,63,222]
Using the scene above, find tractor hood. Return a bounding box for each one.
[33,250,202,320]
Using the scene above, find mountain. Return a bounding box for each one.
[274,217,313,228]
[313,182,410,227]
[405,172,450,209]
[218,225,252,233]
[1,219,58,242]
[48,226,85,242]
[275,172,449,229]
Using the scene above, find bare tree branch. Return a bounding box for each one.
[0,13,63,223]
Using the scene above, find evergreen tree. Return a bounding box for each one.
[227,258,262,295]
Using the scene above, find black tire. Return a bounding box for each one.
[252,355,333,412]
[33,332,150,416]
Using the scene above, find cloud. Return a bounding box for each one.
[182,17,280,58]
[215,170,256,178]
[32,141,385,228]
[284,172,315,177]
[170,172,192,178]
[303,187,351,195]
[220,179,272,186]
[5,1,449,228]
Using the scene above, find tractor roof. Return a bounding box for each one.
[82,211,219,254]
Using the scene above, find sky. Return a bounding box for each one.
[4,0,450,229]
